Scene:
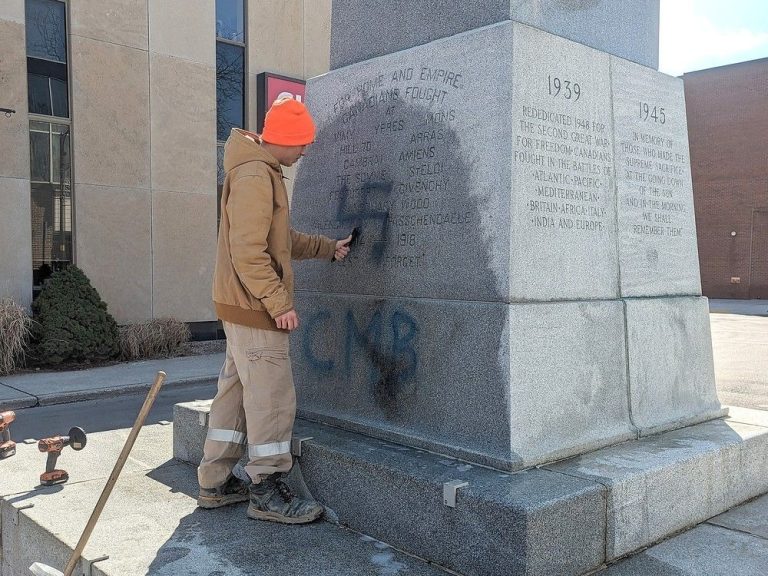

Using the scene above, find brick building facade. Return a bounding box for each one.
[684,58,768,299]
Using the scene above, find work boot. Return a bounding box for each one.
[197,474,250,509]
[247,473,323,524]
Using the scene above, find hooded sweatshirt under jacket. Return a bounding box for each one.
[213,129,336,332]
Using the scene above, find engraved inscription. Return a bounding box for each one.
[620,125,689,238]
[315,66,470,271]
[513,97,613,235]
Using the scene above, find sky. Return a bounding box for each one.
[659,0,768,75]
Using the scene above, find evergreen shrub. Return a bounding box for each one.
[31,266,119,365]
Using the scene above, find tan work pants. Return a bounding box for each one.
[197,321,295,488]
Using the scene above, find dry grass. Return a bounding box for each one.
[0,298,32,375]
[119,318,191,361]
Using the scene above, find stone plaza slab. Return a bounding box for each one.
[330,0,659,70]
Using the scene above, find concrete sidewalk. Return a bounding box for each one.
[709,298,768,316]
[0,353,224,410]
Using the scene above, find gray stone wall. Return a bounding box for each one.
[331,0,660,70]
[291,21,720,469]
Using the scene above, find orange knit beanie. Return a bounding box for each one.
[261,97,315,146]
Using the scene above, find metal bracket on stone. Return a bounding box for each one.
[158,420,172,426]
[12,502,34,525]
[82,555,110,576]
[443,480,469,508]
[291,436,314,457]
[198,412,209,428]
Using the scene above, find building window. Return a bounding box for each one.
[216,0,244,42]
[29,121,72,287]
[217,143,225,227]
[26,0,72,291]
[25,0,67,63]
[216,0,245,226]
[216,42,245,141]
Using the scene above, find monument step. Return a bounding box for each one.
[0,424,452,576]
[174,402,768,576]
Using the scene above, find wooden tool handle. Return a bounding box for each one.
[62,371,166,576]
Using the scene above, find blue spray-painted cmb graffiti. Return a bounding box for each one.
[302,306,419,414]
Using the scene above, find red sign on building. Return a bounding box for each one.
[256,72,306,132]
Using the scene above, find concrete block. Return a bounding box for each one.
[509,24,618,300]
[149,0,215,65]
[172,400,211,466]
[294,22,515,302]
[612,57,701,296]
[546,417,768,560]
[70,0,148,50]
[74,184,152,324]
[295,419,606,576]
[330,0,659,70]
[625,297,724,434]
[149,54,216,195]
[0,20,30,180]
[0,177,32,307]
[297,22,693,304]
[0,0,24,23]
[71,36,150,189]
[290,20,721,472]
[151,190,217,322]
[292,293,633,470]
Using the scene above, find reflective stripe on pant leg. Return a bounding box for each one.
[207,429,247,445]
[248,440,291,459]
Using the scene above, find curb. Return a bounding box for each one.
[3,374,219,410]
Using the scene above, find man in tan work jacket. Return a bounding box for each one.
[197,97,352,524]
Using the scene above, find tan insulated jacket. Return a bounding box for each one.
[213,128,336,331]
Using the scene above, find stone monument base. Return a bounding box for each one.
[174,401,768,576]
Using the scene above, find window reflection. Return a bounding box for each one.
[216,42,245,141]
[25,0,67,63]
[216,0,245,42]
[29,122,72,289]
